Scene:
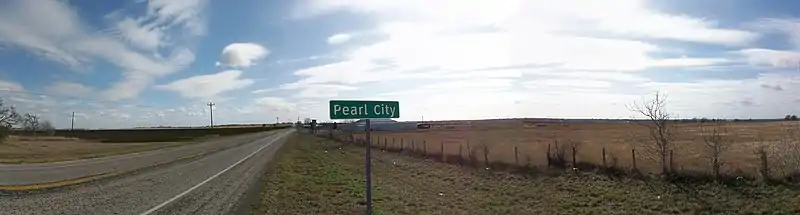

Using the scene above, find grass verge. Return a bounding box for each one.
[254,133,800,215]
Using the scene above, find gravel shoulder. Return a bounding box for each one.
[0,130,292,215]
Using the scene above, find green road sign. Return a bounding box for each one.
[329,100,399,119]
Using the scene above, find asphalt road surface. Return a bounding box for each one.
[0,130,284,185]
[0,129,293,215]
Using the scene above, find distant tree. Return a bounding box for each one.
[303,118,312,124]
[39,120,55,136]
[700,122,731,179]
[22,113,41,138]
[786,115,793,121]
[0,99,21,143]
[792,115,799,121]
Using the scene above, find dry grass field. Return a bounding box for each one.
[257,133,800,214]
[0,135,200,163]
[352,120,799,179]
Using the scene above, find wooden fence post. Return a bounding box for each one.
[602,147,607,168]
[546,143,551,167]
[384,138,388,150]
[514,146,519,166]
[631,148,637,172]
[669,150,674,174]
[441,141,445,161]
[400,138,404,152]
[571,144,577,168]
[423,140,427,156]
[459,144,463,166]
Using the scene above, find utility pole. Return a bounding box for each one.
[207,102,215,128]
[71,112,75,131]
[276,117,279,124]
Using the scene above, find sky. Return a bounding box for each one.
[0,0,800,129]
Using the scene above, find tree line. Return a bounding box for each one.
[0,99,55,142]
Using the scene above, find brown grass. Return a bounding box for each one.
[256,133,800,214]
[0,135,201,163]
[351,120,797,178]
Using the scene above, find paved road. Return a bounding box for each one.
[0,130,284,185]
[0,129,293,215]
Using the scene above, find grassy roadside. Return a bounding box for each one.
[254,133,800,215]
[0,134,227,164]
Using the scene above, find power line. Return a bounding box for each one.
[207,102,215,128]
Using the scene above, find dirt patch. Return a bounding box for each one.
[254,133,800,214]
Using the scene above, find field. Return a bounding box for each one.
[349,120,798,179]
[255,133,800,214]
[12,125,291,143]
[0,135,199,163]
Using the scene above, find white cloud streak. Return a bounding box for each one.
[0,0,204,101]
[327,33,352,44]
[155,70,254,100]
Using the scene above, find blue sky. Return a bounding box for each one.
[0,0,799,128]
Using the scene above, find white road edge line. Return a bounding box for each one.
[138,130,293,215]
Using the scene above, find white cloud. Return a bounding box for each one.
[0,0,204,100]
[295,0,758,46]
[109,17,164,51]
[284,0,747,92]
[216,43,269,68]
[525,79,613,88]
[155,70,254,100]
[253,97,297,113]
[251,88,278,94]
[142,0,207,36]
[327,33,352,44]
[0,79,24,91]
[293,84,358,98]
[0,0,91,69]
[281,0,768,121]
[524,70,648,83]
[44,81,93,97]
[738,49,800,68]
[649,58,731,68]
[747,18,800,49]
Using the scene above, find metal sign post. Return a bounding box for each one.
[364,119,373,215]
[328,100,399,215]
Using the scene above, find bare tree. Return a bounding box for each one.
[478,140,491,168]
[0,100,20,142]
[770,123,800,179]
[627,91,676,175]
[699,122,731,179]
[22,113,41,138]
